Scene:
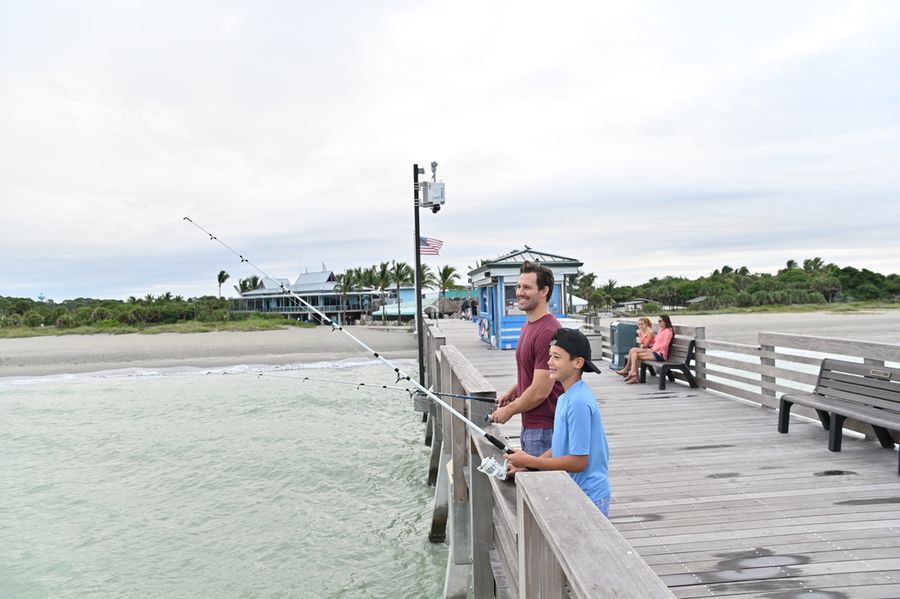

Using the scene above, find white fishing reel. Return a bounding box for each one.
[477,456,508,481]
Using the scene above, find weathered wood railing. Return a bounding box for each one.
[421,323,673,599]
[593,320,900,437]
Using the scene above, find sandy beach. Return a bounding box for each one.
[2,311,899,379]
[0,326,418,379]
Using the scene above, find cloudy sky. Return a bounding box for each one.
[2,1,899,300]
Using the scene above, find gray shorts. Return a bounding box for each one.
[520,427,553,456]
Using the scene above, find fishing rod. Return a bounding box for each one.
[184,217,513,477]
[210,370,497,403]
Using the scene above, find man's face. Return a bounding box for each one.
[516,272,547,312]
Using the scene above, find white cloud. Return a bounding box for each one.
[1,1,899,299]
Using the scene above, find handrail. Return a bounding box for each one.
[424,324,671,598]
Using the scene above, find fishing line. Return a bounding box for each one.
[184,217,512,463]
[209,370,497,403]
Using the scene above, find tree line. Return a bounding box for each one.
[1,261,463,330]
[0,294,233,329]
[571,258,900,313]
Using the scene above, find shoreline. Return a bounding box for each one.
[3,311,899,381]
[0,326,418,379]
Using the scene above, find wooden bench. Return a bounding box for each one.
[639,334,698,390]
[778,358,900,475]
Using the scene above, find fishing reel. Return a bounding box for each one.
[477,456,508,481]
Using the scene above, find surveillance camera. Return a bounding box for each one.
[431,205,441,213]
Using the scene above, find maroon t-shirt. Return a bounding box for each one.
[516,313,564,429]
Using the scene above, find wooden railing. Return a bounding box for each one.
[592,319,900,437]
[421,324,673,599]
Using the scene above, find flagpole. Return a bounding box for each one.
[413,163,426,386]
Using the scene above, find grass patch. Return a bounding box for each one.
[0,317,317,338]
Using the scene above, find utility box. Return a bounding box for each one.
[609,321,638,370]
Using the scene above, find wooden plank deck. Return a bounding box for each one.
[429,319,900,599]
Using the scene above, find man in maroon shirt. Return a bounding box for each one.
[490,261,564,456]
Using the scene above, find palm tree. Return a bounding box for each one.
[335,270,358,325]
[602,279,618,310]
[418,263,438,291]
[217,270,230,299]
[803,257,825,272]
[437,265,460,318]
[785,259,798,270]
[390,260,414,324]
[374,261,392,324]
[234,276,262,294]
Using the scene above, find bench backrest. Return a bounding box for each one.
[815,359,900,415]
[666,335,695,364]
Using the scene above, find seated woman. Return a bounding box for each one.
[615,317,655,377]
[621,315,674,384]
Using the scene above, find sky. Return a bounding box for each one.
[2,1,899,301]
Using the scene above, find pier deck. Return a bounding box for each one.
[431,318,900,599]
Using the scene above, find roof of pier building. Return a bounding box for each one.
[467,247,583,287]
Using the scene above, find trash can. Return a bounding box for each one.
[609,321,638,370]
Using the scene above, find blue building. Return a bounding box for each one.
[467,248,583,349]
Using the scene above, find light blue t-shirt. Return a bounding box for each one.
[551,379,610,503]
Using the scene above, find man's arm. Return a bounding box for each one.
[491,369,555,423]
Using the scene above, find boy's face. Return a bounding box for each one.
[548,345,583,383]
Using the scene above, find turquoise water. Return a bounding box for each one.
[0,363,446,598]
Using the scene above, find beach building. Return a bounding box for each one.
[613,297,654,312]
[467,248,583,349]
[231,270,382,324]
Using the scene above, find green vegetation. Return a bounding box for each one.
[0,294,314,338]
[571,258,900,315]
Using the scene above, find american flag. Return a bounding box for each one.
[419,236,444,255]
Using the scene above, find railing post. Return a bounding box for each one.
[759,333,776,408]
[517,477,566,599]
[429,350,453,542]
[694,326,706,388]
[427,333,447,484]
[468,391,496,599]
[443,349,473,599]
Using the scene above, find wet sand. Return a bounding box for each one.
[0,326,418,378]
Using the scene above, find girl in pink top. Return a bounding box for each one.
[637,317,655,349]
[615,317,655,377]
[621,315,674,384]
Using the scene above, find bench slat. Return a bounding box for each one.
[821,371,900,397]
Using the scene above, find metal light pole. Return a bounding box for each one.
[413,164,426,386]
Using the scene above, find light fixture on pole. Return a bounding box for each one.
[413,162,446,386]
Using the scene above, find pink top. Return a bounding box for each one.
[651,327,674,360]
[639,330,655,349]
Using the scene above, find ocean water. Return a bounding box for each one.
[0,362,446,598]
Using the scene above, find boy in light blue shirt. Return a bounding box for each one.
[507,328,611,516]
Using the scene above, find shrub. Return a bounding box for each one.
[55,313,76,328]
[23,310,44,327]
[90,307,111,322]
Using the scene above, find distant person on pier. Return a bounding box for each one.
[614,317,655,377]
[622,314,674,384]
[506,328,611,516]
[491,261,564,456]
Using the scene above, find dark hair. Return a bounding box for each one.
[520,260,554,301]
[658,314,673,329]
